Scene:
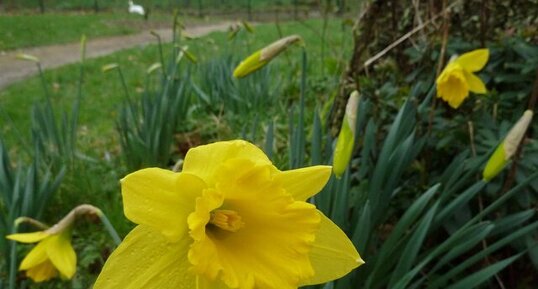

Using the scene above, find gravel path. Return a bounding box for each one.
[0,22,232,90]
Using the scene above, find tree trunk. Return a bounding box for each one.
[247,0,252,21]
[329,0,384,135]
[197,0,203,17]
[38,0,45,13]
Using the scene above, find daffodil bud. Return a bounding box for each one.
[102,63,119,73]
[228,24,241,40]
[483,110,534,181]
[333,91,360,178]
[241,20,255,33]
[180,46,198,63]
[146,62,162,74]
[16,53,40,63]
[80,34,87,62]
[233,35,302,78]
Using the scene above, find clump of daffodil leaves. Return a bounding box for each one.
[94,140,363,289]
[436,48,489,108]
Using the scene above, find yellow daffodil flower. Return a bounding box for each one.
[233,35,302,78]
[6,229,76,282]
[436,48,489,108]
[483,110,534,181]
[333,91,360,178]
[94,140,363,289]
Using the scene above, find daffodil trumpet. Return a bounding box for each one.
[436,48,489,109]
[6,204,121,283]
[233,35,303,78]
[94,140,363,289]
[482,110,534,181]
[333,91,360,178]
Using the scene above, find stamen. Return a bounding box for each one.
[209,209,244,232]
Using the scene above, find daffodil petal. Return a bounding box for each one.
[94,225,195,289]
[25,260,58,282]
[456,48,489,72]
[274,165,332,201]
[19,240,49,270]
[122,168,206,241]
[46,234,76,279]
[301,212,363,286]
[463,70,487,94]
[436,63,470,109]
[6,231,49,243]
[183,140,272,187]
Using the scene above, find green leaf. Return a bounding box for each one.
[431,222,494,273]
[429,221,538,288]
[490,210,534,237]
[351,201,371,254]
[434,181,487,226]
[388,201,439,287]
[367,183,439,287]
[444,253,523,289]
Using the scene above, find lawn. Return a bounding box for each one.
[2,0,304,12]
[0,13,142,51]
[0,18,350,157]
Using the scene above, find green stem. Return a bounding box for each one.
[69,39,86,164]
[8,223,20,289]
[297,48,307,166]
[14,217,49,230]
[97,212,122,246]
[151,32,166,76]
[36,62,61,149]
[117,67,135,113]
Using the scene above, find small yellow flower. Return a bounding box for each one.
[6,229,76,282]
[94,140,363,289]
[233,35,302,78]
[436,48,489,108]
[333,91,360,178]
[483,110,534,181]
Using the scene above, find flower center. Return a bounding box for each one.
[208,209,244,232]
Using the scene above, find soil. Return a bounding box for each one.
[0,22,233,90]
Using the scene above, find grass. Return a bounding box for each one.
[0,13,143,51]
[0,11,221,51]
[2,0,303,12]
[0,17,351,157]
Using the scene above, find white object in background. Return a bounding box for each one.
[128,0,145,15]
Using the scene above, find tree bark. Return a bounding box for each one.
[38,0,45,13]
[329,0,384,135]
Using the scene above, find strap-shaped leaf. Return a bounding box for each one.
[444,253,523,289]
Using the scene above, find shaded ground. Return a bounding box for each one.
[0,22,232,90]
